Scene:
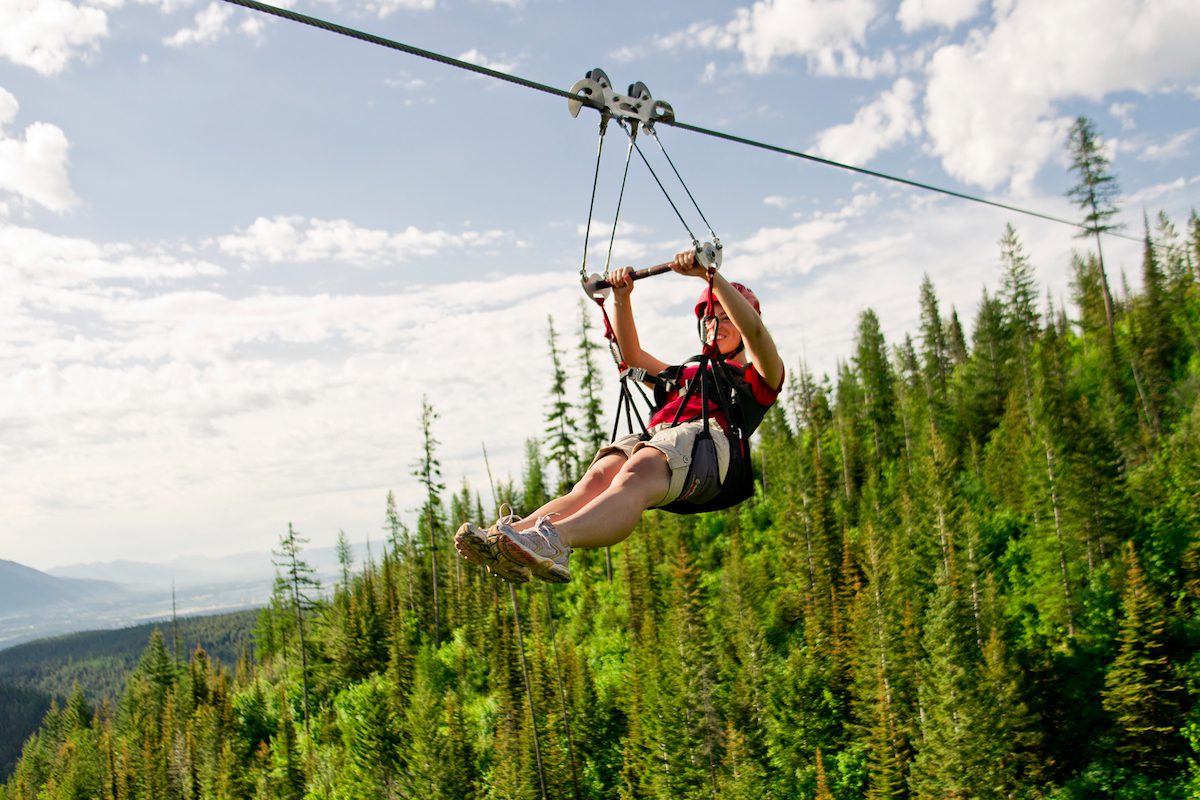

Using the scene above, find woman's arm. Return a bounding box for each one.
[672,250,785,390]
[609,266,670,377]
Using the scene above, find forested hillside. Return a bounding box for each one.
[0,685,52,783]
[3,209,1199,800]
[0,610,260,703]
[0,611,258,782]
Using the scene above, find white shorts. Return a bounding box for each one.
[593,420,730,507]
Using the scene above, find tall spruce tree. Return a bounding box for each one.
[918,275,952,404]
[1066,115,1121,337]
[1102,543,1184,774]
[273,522,320,731]
[853,310,897,471]
[576,299,608,462]
[411,395,446,647]
[911,569,980,800]
[999,224,1039,353]
[545,315,580,495]
[521,438,549,514]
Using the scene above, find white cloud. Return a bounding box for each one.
[163,2,234,47]
[655,0,893,78]
[456,48,516,74]
[813,78,921,165]
[811,191,880,220]
[572,221,660,268]
[0,219,582,566]
[369,0,436,16]
[763,195,791,208]
[143,0,201,13]
[731,0,886,76]
[1121,176,1190,206]
[0,0,107,75]
[0,88,78,213]
[1137,129,1198,161]
[923,0,1200,193]
[0,223,224,286]
[1109,101,1136,130]
[385,74,427,91]
[897,0,983,32]
[656,20,738,53]
[609,45,640,65]
[217,216,508,265]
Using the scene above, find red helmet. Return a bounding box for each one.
[694,282,761,317]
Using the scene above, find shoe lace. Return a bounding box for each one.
[495,502,520,527]
[526,515,565,555]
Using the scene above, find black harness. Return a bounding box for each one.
[629,353,762,514]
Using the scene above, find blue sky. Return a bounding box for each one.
[2,0,1198,571]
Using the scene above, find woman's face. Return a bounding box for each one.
[703,305,742,354]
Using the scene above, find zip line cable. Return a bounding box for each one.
[660,119,1117,238]
[220,0,590,105]
[221,0,1150,247]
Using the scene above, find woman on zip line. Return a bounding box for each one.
[454,246,785,584]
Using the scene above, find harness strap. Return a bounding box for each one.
[697,267,722,360]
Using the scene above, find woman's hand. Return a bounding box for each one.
[670,247,708,279]
[611,265,635,299]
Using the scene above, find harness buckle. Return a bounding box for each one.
[621,366,649,383]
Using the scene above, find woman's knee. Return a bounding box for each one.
[610,448,670,500]
[575,453,625,496]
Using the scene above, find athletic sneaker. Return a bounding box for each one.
[489,505,522,539]
[454,522,530,584]
[492,516,571,583]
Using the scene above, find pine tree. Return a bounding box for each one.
[521,437,549,515]
[411,395,446,647]
[273,522,320,732]
[972,629,1041,798]
[1066,115,1121,337]
[336,529,354,588]
[911,569,986,800]
[918,275,952,405]
[1102,543,1184,774]
[271,690,306,800]
[963,289,1011,441]
[577,299,608,463]
[853,310,897,471]
[384,489,403,553]
[999,224,1039,347]
[545,315,581,495]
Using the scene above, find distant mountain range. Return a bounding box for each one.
[43,544,355,592]
[0,560,130,611]
[0,544,355,651]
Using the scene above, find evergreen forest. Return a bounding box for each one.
[0,611,259,780]
[4,192,1200,797]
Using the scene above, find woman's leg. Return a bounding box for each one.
[506,452,627,531]
[553,447,671,549]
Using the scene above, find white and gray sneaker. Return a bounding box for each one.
[454,522,530,584]
[492,516,571,584]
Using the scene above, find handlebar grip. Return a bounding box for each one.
[580,242,721,298]
[585,261,673,293]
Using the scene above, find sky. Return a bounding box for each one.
[2,0,1198,572]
